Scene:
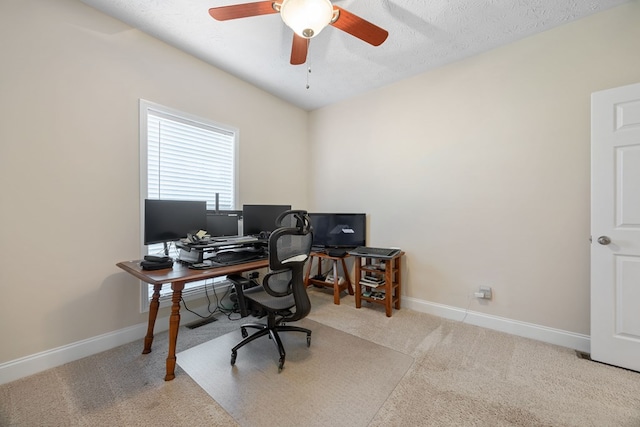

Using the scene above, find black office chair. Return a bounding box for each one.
[230,210,313,371]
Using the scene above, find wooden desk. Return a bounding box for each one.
[116,258,269,381]
[304,252,354,305]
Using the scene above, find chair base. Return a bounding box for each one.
[230,322,312,372]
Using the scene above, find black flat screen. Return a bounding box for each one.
[309,213,366,248]
[206,211,240,237]
[144,199,207,245]
[242,204,291,236]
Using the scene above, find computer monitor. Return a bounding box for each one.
[309,213,366,248]
[242,204,292,236]
[206,210,241,237]
[144,199,207,245]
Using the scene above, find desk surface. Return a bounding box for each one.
[116,258,269,285]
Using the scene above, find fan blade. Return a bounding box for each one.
[290,34,308,65]
[330,6,388,46]
[209,1,278,21]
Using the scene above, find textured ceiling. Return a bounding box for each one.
[80,0,629,111]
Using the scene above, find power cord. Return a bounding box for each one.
[459,292,474,324]
[180,279,243,321]
[214,282,244,321]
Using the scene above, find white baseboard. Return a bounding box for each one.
[0,309,208,386]
[1,296,591,386]
[403,296,590,353]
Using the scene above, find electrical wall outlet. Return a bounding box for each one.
[474,286,492,299]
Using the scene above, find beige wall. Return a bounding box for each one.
[0,0,308,363]
[308,2,640,335]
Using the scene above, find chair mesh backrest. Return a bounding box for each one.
[269,211,313,272]
[262,211,313,308]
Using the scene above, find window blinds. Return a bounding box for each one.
[147,109,236,210]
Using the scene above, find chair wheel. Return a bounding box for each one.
[307,335,311,347]
[278,358,284,372]
[241,327,248,338]
[231,351,237,365]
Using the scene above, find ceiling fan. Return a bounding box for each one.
[208,0,389,65]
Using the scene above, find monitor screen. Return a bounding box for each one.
[309,213,366,248]
[206,211,240,237]
[242,204,291,236]
[144,199,207,245]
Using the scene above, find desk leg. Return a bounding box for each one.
[332,260,340,305]
[341,258,354,295]
[165,281,185,381]
[143,284,163,354]
[354,257,362,309]
[395,256,402,310]
[385,264,393,317]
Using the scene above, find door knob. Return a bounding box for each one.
[597,236,611,245]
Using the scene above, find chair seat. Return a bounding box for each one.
[244,286,295,311]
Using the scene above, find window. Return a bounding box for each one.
[139,99,238,308]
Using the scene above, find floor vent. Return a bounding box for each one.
[186,316,218,329]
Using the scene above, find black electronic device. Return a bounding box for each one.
[242,204,291,236]
[140,258,174,270]
[206,210,241,237]
[348,246,400,259]
[144,255,172,263]
[144,199,207,245]
[309,213,366,249]
[328,249,348,257]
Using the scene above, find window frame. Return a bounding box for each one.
[138,99,239,312]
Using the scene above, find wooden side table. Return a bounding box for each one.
[304,251,354,305]
[354,251,404,317]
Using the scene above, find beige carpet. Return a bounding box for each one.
[176,318,414,427]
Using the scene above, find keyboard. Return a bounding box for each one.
[189,249,266,269]
[212,249,265,265]
[348,246,400,258]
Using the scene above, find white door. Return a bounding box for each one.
[591,82,640,372]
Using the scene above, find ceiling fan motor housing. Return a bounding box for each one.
[280,0,334,39]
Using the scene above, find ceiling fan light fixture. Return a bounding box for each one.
[280,0,333,39]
